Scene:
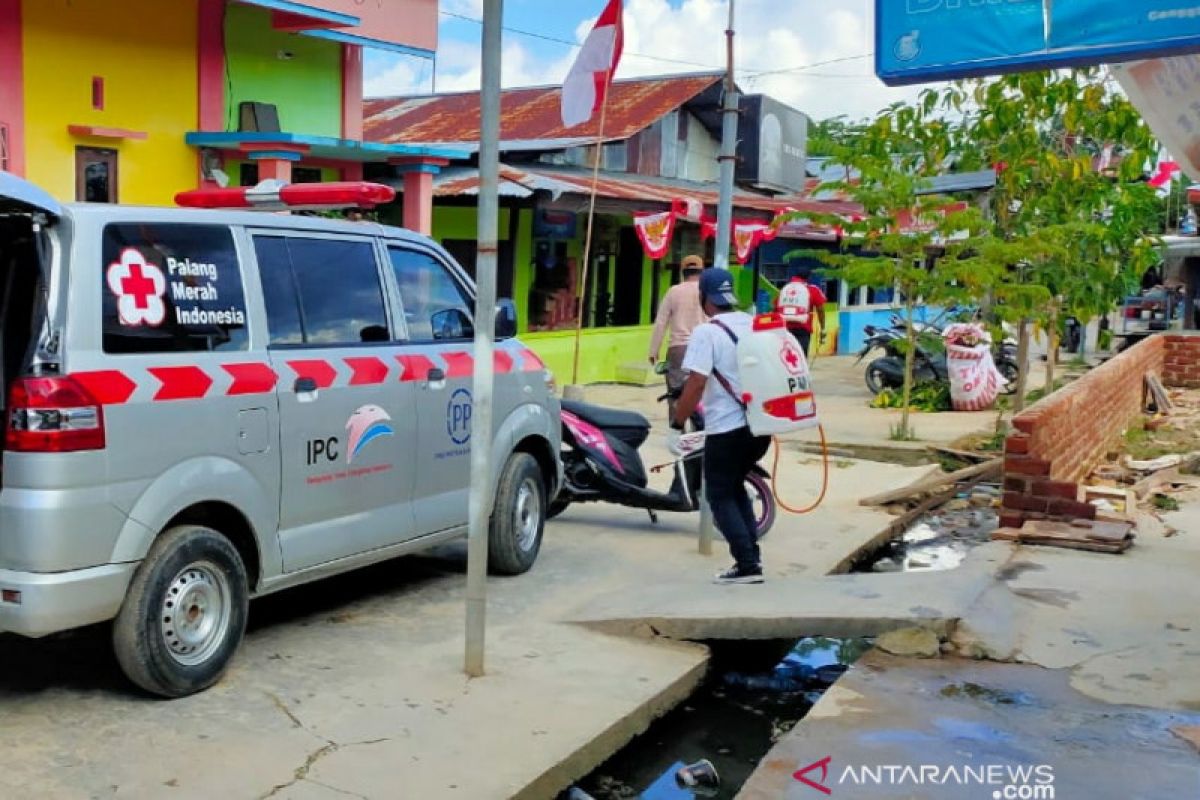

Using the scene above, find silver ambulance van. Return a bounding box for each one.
[0,174,560,697]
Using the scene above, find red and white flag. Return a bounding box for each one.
[560,0,624,129]
[1149,159,1182,189]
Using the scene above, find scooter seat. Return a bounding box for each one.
[561,400,651,448]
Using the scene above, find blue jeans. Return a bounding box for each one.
[704,426,771,570]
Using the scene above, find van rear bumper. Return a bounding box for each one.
[0,562,136,637]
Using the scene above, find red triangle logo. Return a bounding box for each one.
[793,756,833,795]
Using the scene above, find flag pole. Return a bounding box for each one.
[568,76,613,390]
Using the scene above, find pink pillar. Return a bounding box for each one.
[393,157,450,235]
[403,170,434,235]
[0,0,26,176]
[342,44,364,141]
[257,158,293,183]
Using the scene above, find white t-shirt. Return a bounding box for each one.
[681,311,753,435]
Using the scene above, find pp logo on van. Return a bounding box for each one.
[447,389,472,445]
[107,248,166,327]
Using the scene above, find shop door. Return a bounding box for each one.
[614,228,645,326]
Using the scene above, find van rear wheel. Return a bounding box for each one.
[112,525,249,698]
[489,453,546,575]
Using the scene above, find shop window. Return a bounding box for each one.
[529,240,576,331]
[76,147,117,203]
[239,164,321,186]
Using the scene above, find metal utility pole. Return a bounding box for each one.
[712,0,738,270]
[699,0,738,555]
[465,0,502,678]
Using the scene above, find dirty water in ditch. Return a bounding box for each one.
[565,485,998,799]
[854,490,1001,574]
[564,637,872,800]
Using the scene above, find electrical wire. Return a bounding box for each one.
[437,8,871,78]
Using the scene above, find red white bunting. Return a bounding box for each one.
[632,210,676,259]
[732,219,778,264]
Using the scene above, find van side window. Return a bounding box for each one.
[255,236,390,347]
[389,247,472,342]
[102,224,248,353]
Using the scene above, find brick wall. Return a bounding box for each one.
[1000,333,1197,527]
[1163,334,1200,388]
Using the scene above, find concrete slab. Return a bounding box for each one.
[739,652,1200,799]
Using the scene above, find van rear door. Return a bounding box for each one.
[0,172,61,218]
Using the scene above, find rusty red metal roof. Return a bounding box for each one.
[364,73,723,145]
[431,164,863,220]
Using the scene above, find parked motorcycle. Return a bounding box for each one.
[551,396,776,538]
[857,323,1019,396]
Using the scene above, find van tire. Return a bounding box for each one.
[489,453,545,575]
[112,525,249,698]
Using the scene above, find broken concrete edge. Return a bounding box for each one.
[571,615,958,644]
[511,640,709,800]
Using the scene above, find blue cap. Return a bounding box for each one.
[699,268,739,307]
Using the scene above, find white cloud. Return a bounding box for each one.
[364,0,931,121]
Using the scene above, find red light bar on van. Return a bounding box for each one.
[175,181,396,211]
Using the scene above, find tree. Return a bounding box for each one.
[786,98,992,439]
[806,116,866,158]
[945,69,1160,410]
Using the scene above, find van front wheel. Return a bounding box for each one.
[112,525,249,698]
[489,453,546,575]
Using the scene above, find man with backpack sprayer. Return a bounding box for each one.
[777,271,828,357]
[671,268,774,584]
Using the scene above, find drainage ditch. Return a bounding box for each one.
[563,637,871,799]
[852,491,1000,574]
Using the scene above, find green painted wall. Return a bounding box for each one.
[225,4,342,137]
[225,158,338,185]
[524,327,656,386]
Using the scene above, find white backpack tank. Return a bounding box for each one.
[777,281,813,326]
[711,313,820,436]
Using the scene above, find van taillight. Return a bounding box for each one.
[7,376,106,452]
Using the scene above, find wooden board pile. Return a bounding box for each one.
[991,519,1135,554]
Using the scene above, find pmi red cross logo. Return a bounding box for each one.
[107,248,166,327]
[794,756,833,795]
[780,337,805,376]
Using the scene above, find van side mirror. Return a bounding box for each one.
[496,298,518,339]
[430,308,474,340]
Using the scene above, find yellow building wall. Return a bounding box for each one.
[22,0,199,206]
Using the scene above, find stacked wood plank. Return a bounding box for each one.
[991,519,1135,554]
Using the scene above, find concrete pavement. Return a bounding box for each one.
[0,445,927,799]
[584,354,1005,452]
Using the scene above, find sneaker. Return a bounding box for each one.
[714,565,765,585]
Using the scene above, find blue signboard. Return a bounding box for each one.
[877,0,1200,86]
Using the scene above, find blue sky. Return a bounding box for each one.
[363,1,921,120]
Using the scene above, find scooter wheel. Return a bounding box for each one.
[865,358,891,396]
[746,472,776,539]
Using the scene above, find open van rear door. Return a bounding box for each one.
[0,171,61,218]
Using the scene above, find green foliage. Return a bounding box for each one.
[807,116,866,158]
[1024,378,1067,405]
[871,382,951,412]
[1153,493,1181,512]
[889,422,918,441]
